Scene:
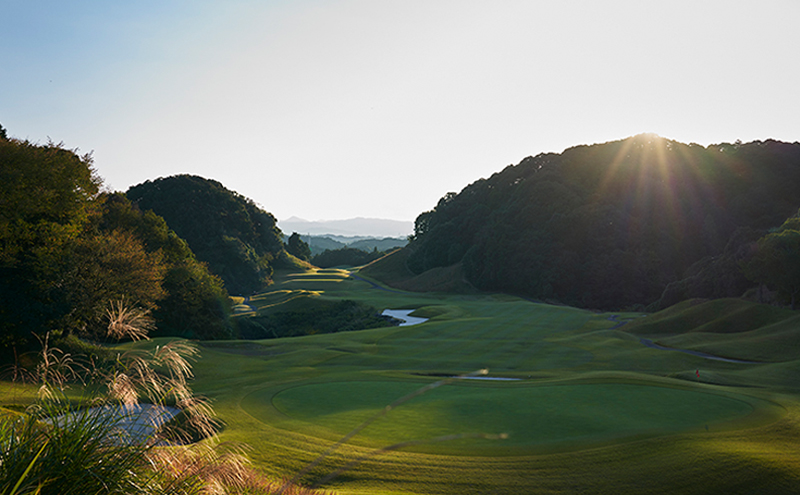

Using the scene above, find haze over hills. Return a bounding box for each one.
[279,216,413,238]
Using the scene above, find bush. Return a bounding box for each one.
[235,300,394,339]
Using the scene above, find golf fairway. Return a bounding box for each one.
[248,380,755,455]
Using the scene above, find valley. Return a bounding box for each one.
[184,266,800,494]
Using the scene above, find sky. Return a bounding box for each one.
[2,0,800,225]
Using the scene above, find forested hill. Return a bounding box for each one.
[405,134,800,310]
[127,175,284,295]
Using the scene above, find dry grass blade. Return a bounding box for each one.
[106,299,154,341]
[172,395,219,444]
[147,443,333,495]
[152,341,198,384]
[32,333,86,400]
[106,371,138,407]
[146,442,249,494]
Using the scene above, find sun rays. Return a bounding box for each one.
[593,134,725,250]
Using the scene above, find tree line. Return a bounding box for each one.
[0,134,236,359]
[0,127,400,361]
[405,134,800,310]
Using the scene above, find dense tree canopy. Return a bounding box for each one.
[98,193,233,339]
[0,137,235,358]
[742,210,800,309]
[406,135,800,310]
[0,138,104,351]
[127,175,284,295]
[235,300,393,339]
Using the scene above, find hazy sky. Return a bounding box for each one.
[3,0,799,223]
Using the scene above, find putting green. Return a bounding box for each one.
[247,380,755,455]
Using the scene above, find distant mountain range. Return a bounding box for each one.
[278,217,413,238]
[283,234,407,256]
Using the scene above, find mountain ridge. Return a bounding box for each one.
[278,216,413,238]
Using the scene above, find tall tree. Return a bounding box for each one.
[0,138,102,352]
[61,229,167,339]
[286,232,311,261]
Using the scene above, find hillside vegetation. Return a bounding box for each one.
[403,134,800,310]
[127,175,285,295]
[0,136,233,357]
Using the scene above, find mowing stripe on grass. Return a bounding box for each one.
[250,379,756,456]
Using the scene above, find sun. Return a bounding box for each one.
[594,133,718,244]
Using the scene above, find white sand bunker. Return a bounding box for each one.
[382,309,428,326]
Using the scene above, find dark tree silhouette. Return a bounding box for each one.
[405,135,800,310]
[286,232,312,261]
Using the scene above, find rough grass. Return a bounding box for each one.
[625,298,796,336]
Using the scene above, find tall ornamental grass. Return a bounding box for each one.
[0,300,327,495]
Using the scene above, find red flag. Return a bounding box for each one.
[696,369,700,378]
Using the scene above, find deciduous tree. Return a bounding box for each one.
[743,212,800,309]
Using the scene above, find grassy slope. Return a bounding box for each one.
[184,267,800,494]
[359,249,476,294]
[5,264,800,494]
[626,298,800,366]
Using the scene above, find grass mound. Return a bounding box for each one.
[272,250,316,272]
[251,379,756,455]
[358,248,415,285]
[249,289,321,310]
[360,249,476,293]
[624,298,800,362]
[626,298,796,336]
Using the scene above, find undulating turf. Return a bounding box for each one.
[258,379,756,454]
[163,267,800,493]
[5,266,800,494]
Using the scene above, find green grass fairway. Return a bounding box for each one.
[169,268,800,493]
[6,267,800,494]
[253,380,755,455]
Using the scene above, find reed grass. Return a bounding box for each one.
[0,300,328,495]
